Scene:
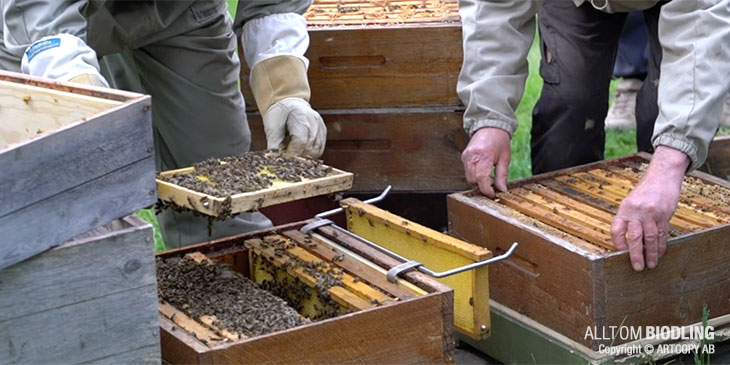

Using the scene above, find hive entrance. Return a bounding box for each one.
[492,158,730,252]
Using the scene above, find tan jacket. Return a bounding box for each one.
[458,0,730,171]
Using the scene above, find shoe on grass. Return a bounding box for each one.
[606,78,643,130]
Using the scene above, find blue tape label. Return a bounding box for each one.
[25,38,61,61]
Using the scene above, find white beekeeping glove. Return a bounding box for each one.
[21,34,109,87]
[243,13,326,159]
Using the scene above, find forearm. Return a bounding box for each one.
[652,0,730,171]
[457,0,540,137]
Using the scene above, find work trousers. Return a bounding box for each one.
[531,1,665,174]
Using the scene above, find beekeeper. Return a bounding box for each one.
[0,0,327,248]
[458,0,730,271]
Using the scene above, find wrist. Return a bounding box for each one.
[645,146,690,185]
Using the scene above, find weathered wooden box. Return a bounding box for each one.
[0,71,155,269]
[157,219,456,364]
[448,153,730,350]
[0,215,160,364]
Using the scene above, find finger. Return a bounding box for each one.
[642,219,659,269]
[627,220,645,271]
[306,115,327,159]
[657,222,669,258]
[494,152,510,192]
[462,151,478,186]
[610,218,629,250]
[474,160,495,198]
[286,117,310,156]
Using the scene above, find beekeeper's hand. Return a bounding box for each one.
[461,127,511,198]
[21,34,109,87]
[611,146,688,271]
[262,97,326,158]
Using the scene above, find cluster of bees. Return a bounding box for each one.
[157,151,332,197]
[156,256,309,337]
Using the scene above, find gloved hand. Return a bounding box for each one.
[263,97,326,158]
[249,54,327,159]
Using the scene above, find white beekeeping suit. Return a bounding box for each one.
[0,0,327,248]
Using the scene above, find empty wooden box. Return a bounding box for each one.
[448,153,730,350]
[0,71,155,269]
[0,215,160,364]
[157,218,457,363]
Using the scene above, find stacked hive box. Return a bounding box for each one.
[448,153,730,350]
[243,0,468,229]
[0,71,160,363]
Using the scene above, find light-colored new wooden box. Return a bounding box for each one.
[0,71,156,270]
[0,215,160,364]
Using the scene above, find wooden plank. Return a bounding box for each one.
[0,286,159,364]
[512,187,613,236]
[241,25,463,110]
[283,229,421,299]
[208,292,453,364]
[0,216,155,322]
[245,238,377,311]
[0,80,122,149]
[199,316,243,342]
[159,302,225,346]
[248,108,469,192]
[342,198,491,339]
[524,183,615,224]
[497,191,615,250]
[0,156,156,270]
[0,70,143,102]
[156,160,353,217]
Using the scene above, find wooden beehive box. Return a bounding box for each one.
[156,219,456,364]
[0,215,160,364]
[243,0,468,206]
[0,71,155,269]
[448,153,730,350]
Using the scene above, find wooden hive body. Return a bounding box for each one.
[157,221,456,364]
[448,154,730,350]
[0,71,155,269]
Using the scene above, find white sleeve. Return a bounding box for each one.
[241,13,309,69]
[20,34,107,85]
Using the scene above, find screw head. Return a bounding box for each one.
[481,324,488,332]
[202,201,210,208]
